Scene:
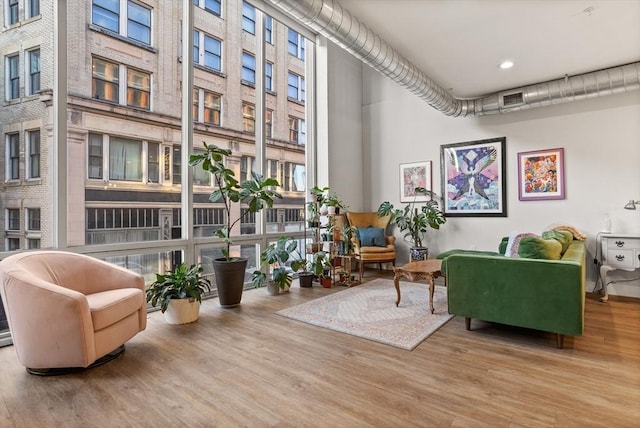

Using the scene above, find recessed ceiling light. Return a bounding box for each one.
[499,60,514,70]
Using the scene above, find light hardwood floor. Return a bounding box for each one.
[1,271,639,427]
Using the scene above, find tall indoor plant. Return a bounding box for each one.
[190,142,281,307]
[377,187,446,261]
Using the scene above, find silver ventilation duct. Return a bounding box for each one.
[266,0,640,117]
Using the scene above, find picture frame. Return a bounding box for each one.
[399,161,432,202]
[440,137,507,217]
[517,147,565,201]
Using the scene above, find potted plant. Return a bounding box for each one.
[251,237,309,294]
[323,192,346,215]
[377,187,446,261]
[145,263,212,324]
[310,251,332,287]
[190,142,281,307]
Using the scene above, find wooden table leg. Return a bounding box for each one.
[393,272,402,307]
[428,274,435,314]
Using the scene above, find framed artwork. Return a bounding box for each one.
[440,137,507,217]
[399,161,432,202]
[517,147,565,201]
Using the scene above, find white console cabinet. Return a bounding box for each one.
[598,233,640,302]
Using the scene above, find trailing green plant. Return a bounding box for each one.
[377,187,446,248]
[252,237,309,290]
[145,263,212,313]
[190,142,281,260]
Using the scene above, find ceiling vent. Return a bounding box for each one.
[502,92,524,108]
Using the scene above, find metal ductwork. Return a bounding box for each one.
[266,0,640,117]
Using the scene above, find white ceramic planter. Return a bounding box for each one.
[164,298,201,324]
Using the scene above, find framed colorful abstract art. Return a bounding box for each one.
[399,161,432,202]
[440,137,507,217]
[517,148,565,201]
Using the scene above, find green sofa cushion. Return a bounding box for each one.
[498,236,509,254]
[518,236,563,260]
[541,229,573,254]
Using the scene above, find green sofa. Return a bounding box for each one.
[443,239,586,348]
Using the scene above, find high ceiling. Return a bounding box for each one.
[337,0,640,99]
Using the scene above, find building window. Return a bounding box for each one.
[203,90,221,125]
[288,29,305,60]
[242,103,255,133]
[242,52,255,85]
[147,141,159,183]
[6,133,19,180]
[6,209,19,231]
[27,130,40,178]
[92,57,150,109]
[27,0,39,18]
[265,16,273,44]
[127,1,152,45]
[192,150,211,186]
[109,137,142,181]
[6,238,19,251]
[127,68,150,109]
[88,133,104,179]
[242,2,255,34]
[92,57,119,103]
[194,0,221,16]
[28,49,40,95]
[265,62,273,91]
[7,0,18,25]
[287,72,305,102]
[194,30,222,72]
[288,117,306,144]
[26,208,41,231]
[265,109,273,138]
[240,155,254,182]
[92,0,152,46]
[172,146,181,185]
[6,54,19,100]
[27,239,40,249]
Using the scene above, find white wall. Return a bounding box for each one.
[360,66,640,294]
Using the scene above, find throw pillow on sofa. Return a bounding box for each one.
[504,232,539,257]
[541,229,573,254]
[357,227,386,247]
[518,236,563,260]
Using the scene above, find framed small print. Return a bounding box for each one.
[440,137,507,217]
[517,148,565,201]
[399,161,432,202]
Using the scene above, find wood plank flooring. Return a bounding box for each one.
[1,271,639,427]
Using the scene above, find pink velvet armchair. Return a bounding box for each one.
[346,212,396,277]
[0,251,146,375]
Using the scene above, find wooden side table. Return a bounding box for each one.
[393,259,443,314]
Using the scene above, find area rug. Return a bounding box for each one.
[277,278,453,350]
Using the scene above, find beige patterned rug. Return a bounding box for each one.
[277,278,453,350]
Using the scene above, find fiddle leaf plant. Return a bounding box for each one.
[190,142,282,260]
[377,187,446,248]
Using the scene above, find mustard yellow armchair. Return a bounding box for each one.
[346,212,396,277]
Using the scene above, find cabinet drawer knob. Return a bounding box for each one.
[615,254,625,262]
[615,240,625,247]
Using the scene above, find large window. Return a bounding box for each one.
[91,0,152,45]
[92,57,150,109]
[110,137,143,181]
[288,117,306,144]
[241,52,255,85]
[242,102,255,133]
[241,2,255,34]
[26,208,40,231]
[287,72,305,102]
[265,62,273,91]
[6,54,19,100]
[27,49,40,95]
[6,209,19,231]
[27,0,39,18]
[203,90,221,125]
[194,30,222,72]
[6,133,19,180]
[288,29,305,60]
[88,133,104,179]
[6,0,18,25]
[27,130,40,179]
[265,16,273,44]
[194,0,221,16]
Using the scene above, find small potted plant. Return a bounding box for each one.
[252,237,310,294]
[377,187,446,261]
[310,251,332,287]
[323,192,346,215]
[190,142,281,307]
[145,263,212,324]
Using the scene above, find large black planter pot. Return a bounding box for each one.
[298,272,314,288]
[410,247,429,262]
[212,257,248,308]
